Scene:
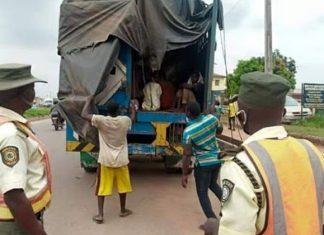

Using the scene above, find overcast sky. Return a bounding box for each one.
[0,0,323,98]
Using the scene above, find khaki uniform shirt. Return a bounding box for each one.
[219,126,289,235]
[91,115,131,168]
[0,107,48,199]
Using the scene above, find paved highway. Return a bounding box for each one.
[32,119,323,235]
[32,119,216,235]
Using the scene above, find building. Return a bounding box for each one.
[211,73,226,100]
[33,97,43,107]
[288,88,302,102]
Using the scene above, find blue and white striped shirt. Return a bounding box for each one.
[182,114,221,166]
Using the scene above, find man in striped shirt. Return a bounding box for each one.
[181,101,222,221]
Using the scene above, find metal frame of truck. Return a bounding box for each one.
[63,0,221,172]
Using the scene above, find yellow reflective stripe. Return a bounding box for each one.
[66,141,80,151]
[82,143,95,152]
[32,189,51,213]
[0,189,51,220]
[66,141,98,152]
[245,138,322,235]
[297,139,324,234]
[244,143,275,235]
[260,138,321,235]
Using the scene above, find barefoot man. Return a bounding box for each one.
[82,96,136,224]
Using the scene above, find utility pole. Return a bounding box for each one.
[265,0,273,74]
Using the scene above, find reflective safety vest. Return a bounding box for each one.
[243,137,324,235]
[0,118,52,220]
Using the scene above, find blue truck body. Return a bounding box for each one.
[63,0,222,171]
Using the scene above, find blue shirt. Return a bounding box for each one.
[182,114,221,166]
[214,106,223,120]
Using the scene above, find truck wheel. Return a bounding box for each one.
[163,155,182,174]
[83,166,97,173]
[81,162,97,173]
[164,165,181,174]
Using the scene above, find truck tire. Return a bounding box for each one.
[81,163,97,173]
[163,155,182,174]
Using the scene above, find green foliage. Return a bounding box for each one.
[285,115,324,138]
[292,115,324,128]
[227,49,297,96]
[24,107,51,119]
[285,125,324,138]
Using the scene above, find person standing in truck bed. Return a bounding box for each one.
[142,71,162,111]
[176,72,204,111]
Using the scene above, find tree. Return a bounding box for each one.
[227,49,297,96]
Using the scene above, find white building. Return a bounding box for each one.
[211,73,226,97]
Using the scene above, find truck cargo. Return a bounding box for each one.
[57,0,224,171]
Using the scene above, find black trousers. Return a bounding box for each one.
[194,164,222,218]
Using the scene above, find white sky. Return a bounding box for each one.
[0,0,323,98]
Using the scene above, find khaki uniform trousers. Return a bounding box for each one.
[0,212,43,235]
[0,221,28,235]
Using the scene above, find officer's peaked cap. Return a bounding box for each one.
[238,71,290,108]
[0,63,46,91]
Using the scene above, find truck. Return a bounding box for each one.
[57,0,224,172]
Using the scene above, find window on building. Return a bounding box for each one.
[214,80,220,86]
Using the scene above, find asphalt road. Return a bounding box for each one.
[32,119,323,235]
[32,119,217,235]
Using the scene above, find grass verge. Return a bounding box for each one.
[24,107,51,119]
[285,115,324,138]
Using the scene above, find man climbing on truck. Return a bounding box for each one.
[81,96,136,224]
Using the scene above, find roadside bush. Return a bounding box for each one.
[24,107,51,119]
[293,115,324,128]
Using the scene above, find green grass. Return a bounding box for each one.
[292,115,324,128]
[285,115,324,138]
[24,107,51,119]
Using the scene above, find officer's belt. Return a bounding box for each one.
[2,210,44,222]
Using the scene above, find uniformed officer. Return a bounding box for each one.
[212,72,324,235]
[0,64,52,235]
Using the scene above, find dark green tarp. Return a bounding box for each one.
[57,0,223,143]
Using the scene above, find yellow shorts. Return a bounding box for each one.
[96,164,132,196]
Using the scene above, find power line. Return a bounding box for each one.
[224,0,242,16]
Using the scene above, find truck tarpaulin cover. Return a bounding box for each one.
[57,0,223,145]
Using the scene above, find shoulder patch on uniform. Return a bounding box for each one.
[1,146,19,167]
[221,179,235,203]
